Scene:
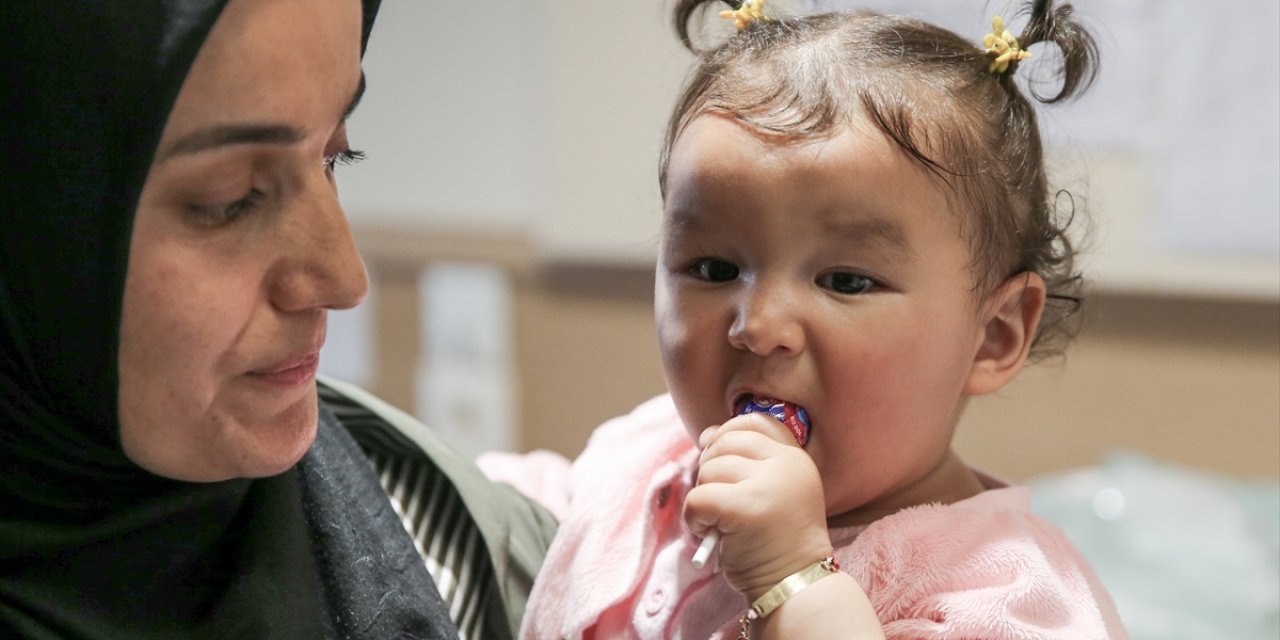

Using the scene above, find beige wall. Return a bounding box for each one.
[358,226,1280,482]
[954,295,1279,480]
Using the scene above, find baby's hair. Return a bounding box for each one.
[661,0,1100,360]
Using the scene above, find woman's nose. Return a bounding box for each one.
[269,179,369,313]
[727,282,805,356]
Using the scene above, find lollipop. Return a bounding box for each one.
[733,395,811,447]
[691,396,811,568]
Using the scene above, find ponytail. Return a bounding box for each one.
[673,0,727,52]
[673,0,778,53]
[673,0,708,51]
[1017,0,1100,103]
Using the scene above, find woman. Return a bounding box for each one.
[2,1,555,638]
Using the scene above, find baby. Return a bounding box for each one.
[488,0,1126,637]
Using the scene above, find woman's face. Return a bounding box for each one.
[118,0,368,481]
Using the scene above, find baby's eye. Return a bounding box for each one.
[817,271,876,295]
[689,258,739,283]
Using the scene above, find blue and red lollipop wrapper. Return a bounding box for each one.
[733,395,811,447]
[691,396,812,568]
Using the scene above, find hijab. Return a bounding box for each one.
[2,2,458,637]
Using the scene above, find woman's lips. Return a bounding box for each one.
[248,353,319,387]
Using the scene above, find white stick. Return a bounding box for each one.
[691,530,719,568]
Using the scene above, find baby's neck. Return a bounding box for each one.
[825,451,987,529]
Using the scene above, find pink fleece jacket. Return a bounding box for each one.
[480,394,1127,639]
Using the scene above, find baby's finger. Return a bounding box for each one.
[717,411,798,446]
[693,452,755,486]
[697,425,717,449]
[683,481,752,536]
[700,424,789,466]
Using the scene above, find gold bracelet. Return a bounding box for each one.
[737,555,839,639]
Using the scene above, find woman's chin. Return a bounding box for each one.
[234,394,320,479]
[122,390,320,482]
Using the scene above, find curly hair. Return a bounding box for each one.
[661,0,1100,360]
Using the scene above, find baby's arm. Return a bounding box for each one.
[685,415,886,639]
[754,571,883,639]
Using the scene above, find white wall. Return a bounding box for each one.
[340,0,694,264]
[821,0,1280,299]
[341,0,1280,299]
[339,2,543,231]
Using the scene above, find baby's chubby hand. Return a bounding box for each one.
[684,412,832,600]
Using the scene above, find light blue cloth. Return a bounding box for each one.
[1029,452,1279,640]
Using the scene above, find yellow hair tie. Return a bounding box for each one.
[720,0,769,31]
[982,15,1031,74]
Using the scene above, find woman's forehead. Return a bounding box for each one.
[158,0,363,148]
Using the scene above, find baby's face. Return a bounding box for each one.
[656,113,990,524]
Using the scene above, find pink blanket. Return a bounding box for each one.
[481,395,1127,639]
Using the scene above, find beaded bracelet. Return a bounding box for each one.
[737,555,840,639]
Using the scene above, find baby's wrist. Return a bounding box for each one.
[740,544,835,601]
[738,555,843,637]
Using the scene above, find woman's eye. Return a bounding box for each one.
[323,148,366,173]
[187,189,265,227]
[818,271,876,295]
[690,258,739,282]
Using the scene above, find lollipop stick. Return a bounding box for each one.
[691,530,719,568]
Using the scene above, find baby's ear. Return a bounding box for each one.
[965,272,1047,396]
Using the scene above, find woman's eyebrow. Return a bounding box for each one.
[159,124,305,160]
[157,72,367,161]
[343,72,366,121]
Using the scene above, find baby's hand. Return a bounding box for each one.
[685,413,832,600]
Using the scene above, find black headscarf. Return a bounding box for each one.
[2,2,459,638]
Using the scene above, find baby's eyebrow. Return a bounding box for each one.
[825,217,914,261]
[662,205,707,235]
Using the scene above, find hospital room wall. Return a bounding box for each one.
[331,1,1280,480]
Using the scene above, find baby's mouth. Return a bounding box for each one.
[732,394,812,447]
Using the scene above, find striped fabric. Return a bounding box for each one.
[324,390,501,640]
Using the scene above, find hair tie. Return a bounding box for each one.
[982,15,1031,74]
[720,0,769,31]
